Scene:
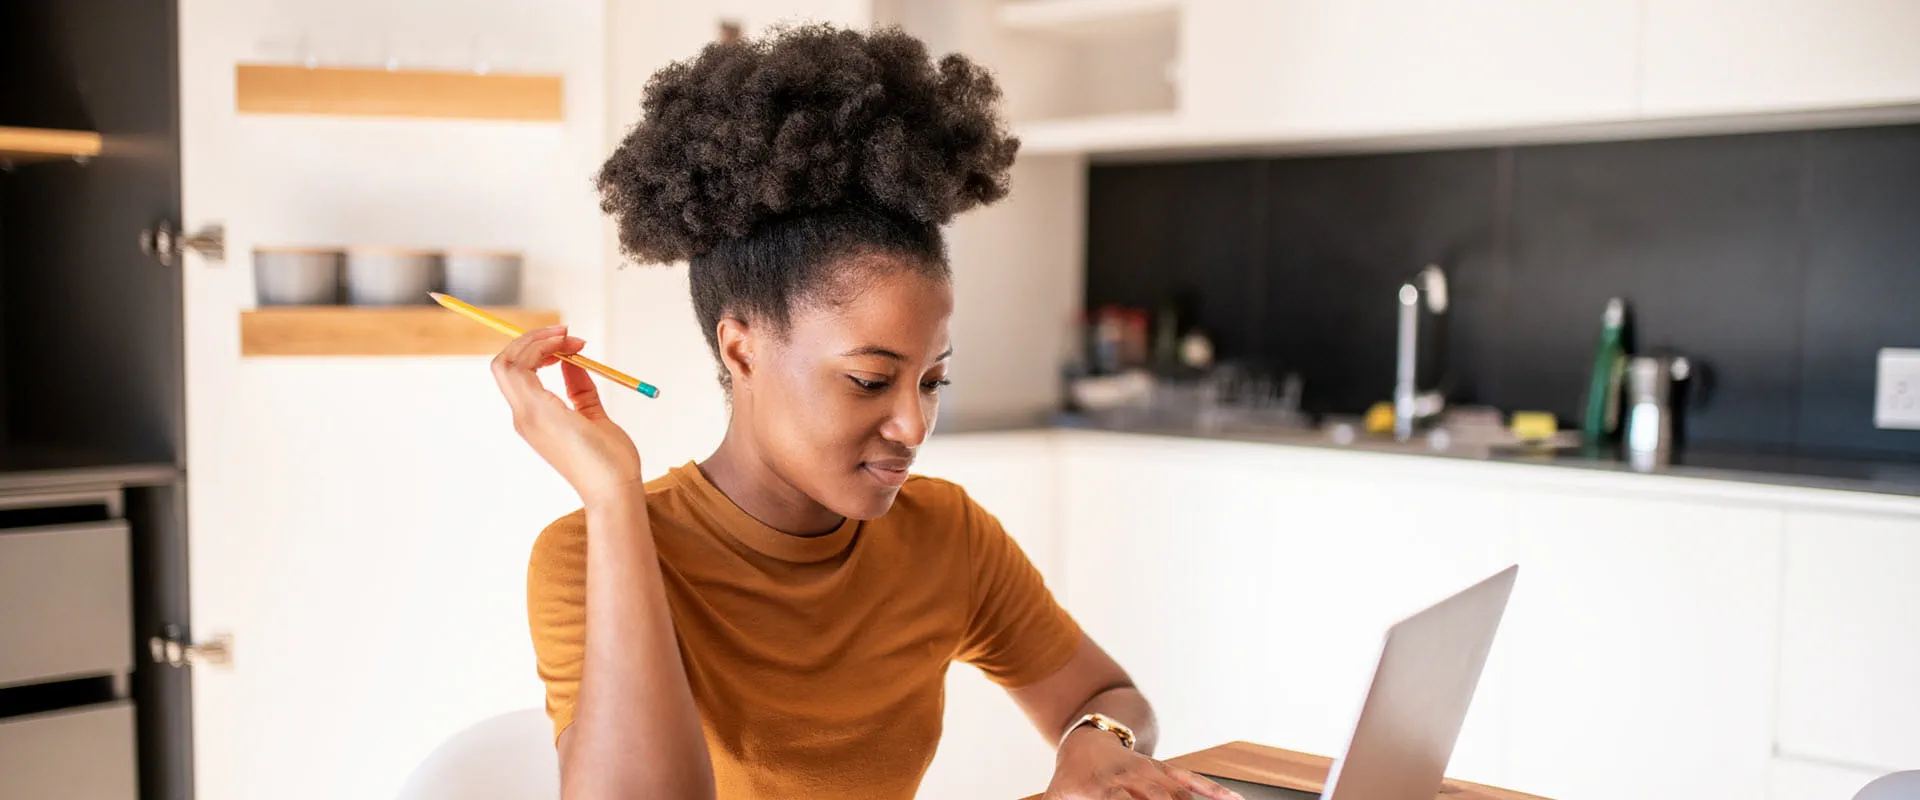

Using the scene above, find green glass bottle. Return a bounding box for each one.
[1583,298,1629,445]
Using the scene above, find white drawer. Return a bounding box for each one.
[0,701,138,800]
[0,522,133,687]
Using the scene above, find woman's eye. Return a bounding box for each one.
[921,378,952,393]
[850,376,888,392]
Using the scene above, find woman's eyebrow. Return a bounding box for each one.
[839,345,955,361]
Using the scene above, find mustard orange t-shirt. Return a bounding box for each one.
[525,462,1083,799]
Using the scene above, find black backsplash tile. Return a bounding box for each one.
[1799,125,1920,457]
[1085,159,1267,358]
[1261,149,1502,414]
[1085,123,1920,458]
[1509,132,1806,448]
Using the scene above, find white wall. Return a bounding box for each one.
[941,154,1085,421]
[178,1,609,798]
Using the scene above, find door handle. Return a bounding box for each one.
[149,624,233,669]
[140,220,226,267]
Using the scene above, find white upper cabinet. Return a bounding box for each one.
[1029,0,1920,155]
[1181,0,1641,136]
[1641,0,1920,116]
[1775,509,1920,773]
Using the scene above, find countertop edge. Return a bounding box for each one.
[930,418,1920,513]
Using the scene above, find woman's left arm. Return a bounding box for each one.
[1009,635,1243,800]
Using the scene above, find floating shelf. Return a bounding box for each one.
[998,0,1180,39]
[234,64,564,122]
[0,126,103,163]
[240,306,561,356]
[1015,112,1186,156]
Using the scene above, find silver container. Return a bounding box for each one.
[253,247,343,305]
[1625,354,1691,472]
[441,249,523,306]
[344,247,441,306]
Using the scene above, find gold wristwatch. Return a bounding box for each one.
[1059,712,1136,751]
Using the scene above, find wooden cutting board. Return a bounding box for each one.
[1020,741,1552,800]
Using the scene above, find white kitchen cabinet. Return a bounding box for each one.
[1641,0,1920,117]
[962,429,1920,800]
[1055,435,1197,742]
[1502,491,1785,800]
[1775,509,1920,773]
[1211,447,1516,787]
[1055,433,1515,784]
[1180,0,1640,136]
[1769,756,1888,800]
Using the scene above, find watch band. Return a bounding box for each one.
[1059,712,1137,751]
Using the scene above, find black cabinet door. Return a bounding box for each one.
[2,0,185,464]
[3,1,191,799]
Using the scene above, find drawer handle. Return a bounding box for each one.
[149,625,233,669]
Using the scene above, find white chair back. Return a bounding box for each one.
[394,708,560,800]
[1855,770,1920,800]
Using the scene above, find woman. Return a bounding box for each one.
[493,23,1242,800]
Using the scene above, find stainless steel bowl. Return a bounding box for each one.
[344,247,441,306]
[253,247,344,305]
[441,249,523,306]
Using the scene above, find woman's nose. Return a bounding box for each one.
[880,387,931,447]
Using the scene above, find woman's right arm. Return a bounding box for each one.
[492,326,714,800]
[562,487,713,799]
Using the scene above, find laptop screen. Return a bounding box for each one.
[1197,774,1322,800]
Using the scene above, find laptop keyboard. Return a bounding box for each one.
[1197,774,1322,800]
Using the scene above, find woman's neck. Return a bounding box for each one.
[698,429,845,537]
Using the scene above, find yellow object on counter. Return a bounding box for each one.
[1509,410,1559,442]
[1364,401,1396,434]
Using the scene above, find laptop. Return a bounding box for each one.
[1197,564,1519,800]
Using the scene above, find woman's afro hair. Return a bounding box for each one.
[595,23,1021,265]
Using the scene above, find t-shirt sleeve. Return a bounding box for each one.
[526,510,588,743]
[951,485,1084,688]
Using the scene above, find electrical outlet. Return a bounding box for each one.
[1876,348,1920,430]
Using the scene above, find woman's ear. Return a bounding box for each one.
[716,316,754,389]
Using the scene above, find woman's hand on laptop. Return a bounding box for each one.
[1045,728,1244,800]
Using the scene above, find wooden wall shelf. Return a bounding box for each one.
[234,64,564,122]
[998,0,1180,39]
[240,306,560,356]
[0,126,103,163]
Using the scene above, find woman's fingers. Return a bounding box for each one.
[539,334,606,420]
[560,359,608,421]
[1161,766,1243,800]
[491,325,566,391]
[1127,780,1180,800]
[491,327,585,430]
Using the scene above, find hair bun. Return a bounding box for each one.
[596,23,1021,265]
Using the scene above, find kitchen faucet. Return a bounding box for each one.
[1394,264,1449,441]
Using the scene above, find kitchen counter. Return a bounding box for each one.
[915,408,1920,800]
[934,409,1920,500]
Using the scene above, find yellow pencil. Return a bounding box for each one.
[430,292,660,399]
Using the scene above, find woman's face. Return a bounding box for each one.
[735,261,955,522]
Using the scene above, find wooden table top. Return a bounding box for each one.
[1021,741,1551,800]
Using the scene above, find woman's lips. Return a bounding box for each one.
[862,459,912,488]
